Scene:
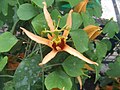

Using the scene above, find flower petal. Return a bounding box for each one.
[84,64,95,71]
[90,31,102,40]
[77,76,82,90]
[74,0,88,13]
[83,25,101,39]
[20,27,51,47]
[39,50,58,66]
[43,2,54,31]
[63,9,73,38]
[63,44,98,65]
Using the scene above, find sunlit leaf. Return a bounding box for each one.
[0,32,18,52]
[62,55,85,77]
[13,54,41,89]
[45,70,72,90]
[17,3,38,20]
[70,29,89,53]
[0,56,8,71]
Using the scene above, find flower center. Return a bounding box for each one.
[52,36,66,51]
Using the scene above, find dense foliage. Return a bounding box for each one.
[0,0,120,90]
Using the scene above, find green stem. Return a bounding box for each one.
[0,75,14,78]
[44,63,62,68]
[115,35,120,42]
[10,21,18,34]
[17,0,20,6]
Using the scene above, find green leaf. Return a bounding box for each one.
[59,12,83,30]
[70,29,89,53]
[62,55,85,77]
[0,32,18,52]
[3,81,14,90]
[87,1,102,17]
[103,20,119,38]
[17,3,38,20]
[0,56,8,71]
[81,12,95,27]
[51,9,61,24]
[45,70,72,90]
[95,62,102,82]
[1,0,8,16]
[106,56,120,77]
[13,54,41,89]
[67,0,82,7]
[95,41,107,59]
[0,20,4,27]
[8,0,17,6]
[72,12,83,30]
[31,13,48,34]
[101,39,112,51]
[59,14,67,28]
[32,0,54,8]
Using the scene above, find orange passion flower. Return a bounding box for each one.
[74,0,89,13]
[20,2,98,66]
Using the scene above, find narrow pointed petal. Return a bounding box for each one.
[63,45,98,65]
[74,0,88,13]
[20,27,51,47]
[83,25,101,39]
[63,9,73,38]
[39,50,58,66]
[90,31,102,40]
[77,76,82,90]
[43,2,54,31]
[84,64,95,71]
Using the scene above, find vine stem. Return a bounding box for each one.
[115,35,120,42]
[0,75,14,78]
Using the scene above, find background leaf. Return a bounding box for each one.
[95,41,107,59]
[31,13,48,34]
[62,55,85,77]
[70,29,89,53]
[81,12,95,27]
[106,56,120,77]
[32,0,54,8]
[103,20,119,38]
[0,32,18,52]
[13,54,41,90]
[45,70,72,90]
[17,3,38,20]
[72,12,83,30]
[0,56,8,71]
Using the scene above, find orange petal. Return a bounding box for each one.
[43,2,54,31]
[90,31,102,40]
[84,64,95,71]
[20,27,51,47]
[83,25,101,39]
[39,50,58,66]
[77,76,82,90]
[63,44,98,65]
[74,0,88,13]
[63,9,73,38]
